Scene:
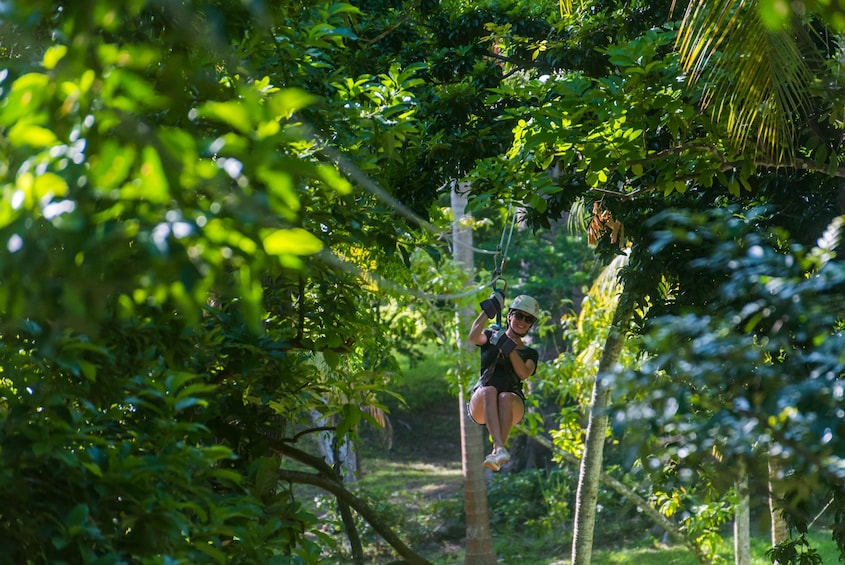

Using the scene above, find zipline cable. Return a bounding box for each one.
[809,497,834,530]
[491,201,518,286]
[317,249,491,301]
[305,122,520,304]
[309,126,443,237]
[448,236,501,255]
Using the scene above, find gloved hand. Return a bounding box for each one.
[489,328,516,355]
[480,289,505,319]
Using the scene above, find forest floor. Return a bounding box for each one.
[356,395,468,564]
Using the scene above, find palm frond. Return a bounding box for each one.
[362,405,393,449]
[568,197,590,235]
[675,0,819,160]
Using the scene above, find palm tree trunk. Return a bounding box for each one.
[735,458,751,565]
[533,434,710,564]
[571,297,633,565]
[452,182,497,565]
[769,457,788,564]
[460,385,496,564]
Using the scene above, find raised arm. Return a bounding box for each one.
[468,311,490,346]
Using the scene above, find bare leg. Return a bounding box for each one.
[470,387,527,460]
[469,386,506,450]
[480,386,505,450]
[468,386,487,424]
[497,392,524,447]
[470,387,500,471]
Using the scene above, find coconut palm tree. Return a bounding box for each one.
[452,185,498,565]
[673,3,843,556]
[673,0,830,161]
[567,250,634,565]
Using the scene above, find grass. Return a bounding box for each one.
[564,530,840,565]
[356,433,845,565]
[421,529,843,565]
[357,458,463,503]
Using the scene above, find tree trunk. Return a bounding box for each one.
[310,408,358,483]
[734,458,751,565]
[460,385,497,564]
[570,298,633,565]
[452,182,497,565]
[533,433,710,564]
[769,457,788,564]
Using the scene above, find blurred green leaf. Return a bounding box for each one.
[262,228,323,256]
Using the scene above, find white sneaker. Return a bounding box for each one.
[494,447,510,467]
[484,452,500,471]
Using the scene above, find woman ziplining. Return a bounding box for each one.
[468,292,541,471]
[462,202,542,471]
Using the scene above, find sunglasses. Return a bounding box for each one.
[510,311,536,324]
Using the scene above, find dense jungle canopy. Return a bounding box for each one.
[3,0,845,563]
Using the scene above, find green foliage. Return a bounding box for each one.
[498,223,600,357]
[768,534,824,565]
[393,344,454,412]
[467,24,712,228]
[0,0,438,562]
[486,464,658,550]
[0,307,308,562]
[487,468,573,536]
[6,0,845,561]
[653,485,734,563]
[615,203,845,557]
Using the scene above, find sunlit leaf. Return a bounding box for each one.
[42,45,67,69]
[197,101,253,134]
[8,122,57,148]
[329,3,363,16]
[268,88,316,119]
[83,143,130,195]
[257,168,299,219]
[34,173,69,199]
[136,146,170,203]
[0,74,50,125]
[316,163,352,194]
[262,228,323,256]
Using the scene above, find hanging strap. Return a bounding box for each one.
[491,202,517,327]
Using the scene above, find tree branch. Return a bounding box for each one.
[486,51,552,74]
[278,468,433,565]
[273,441,433,565]
[358,0,422,45]
[287,425,336,443]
